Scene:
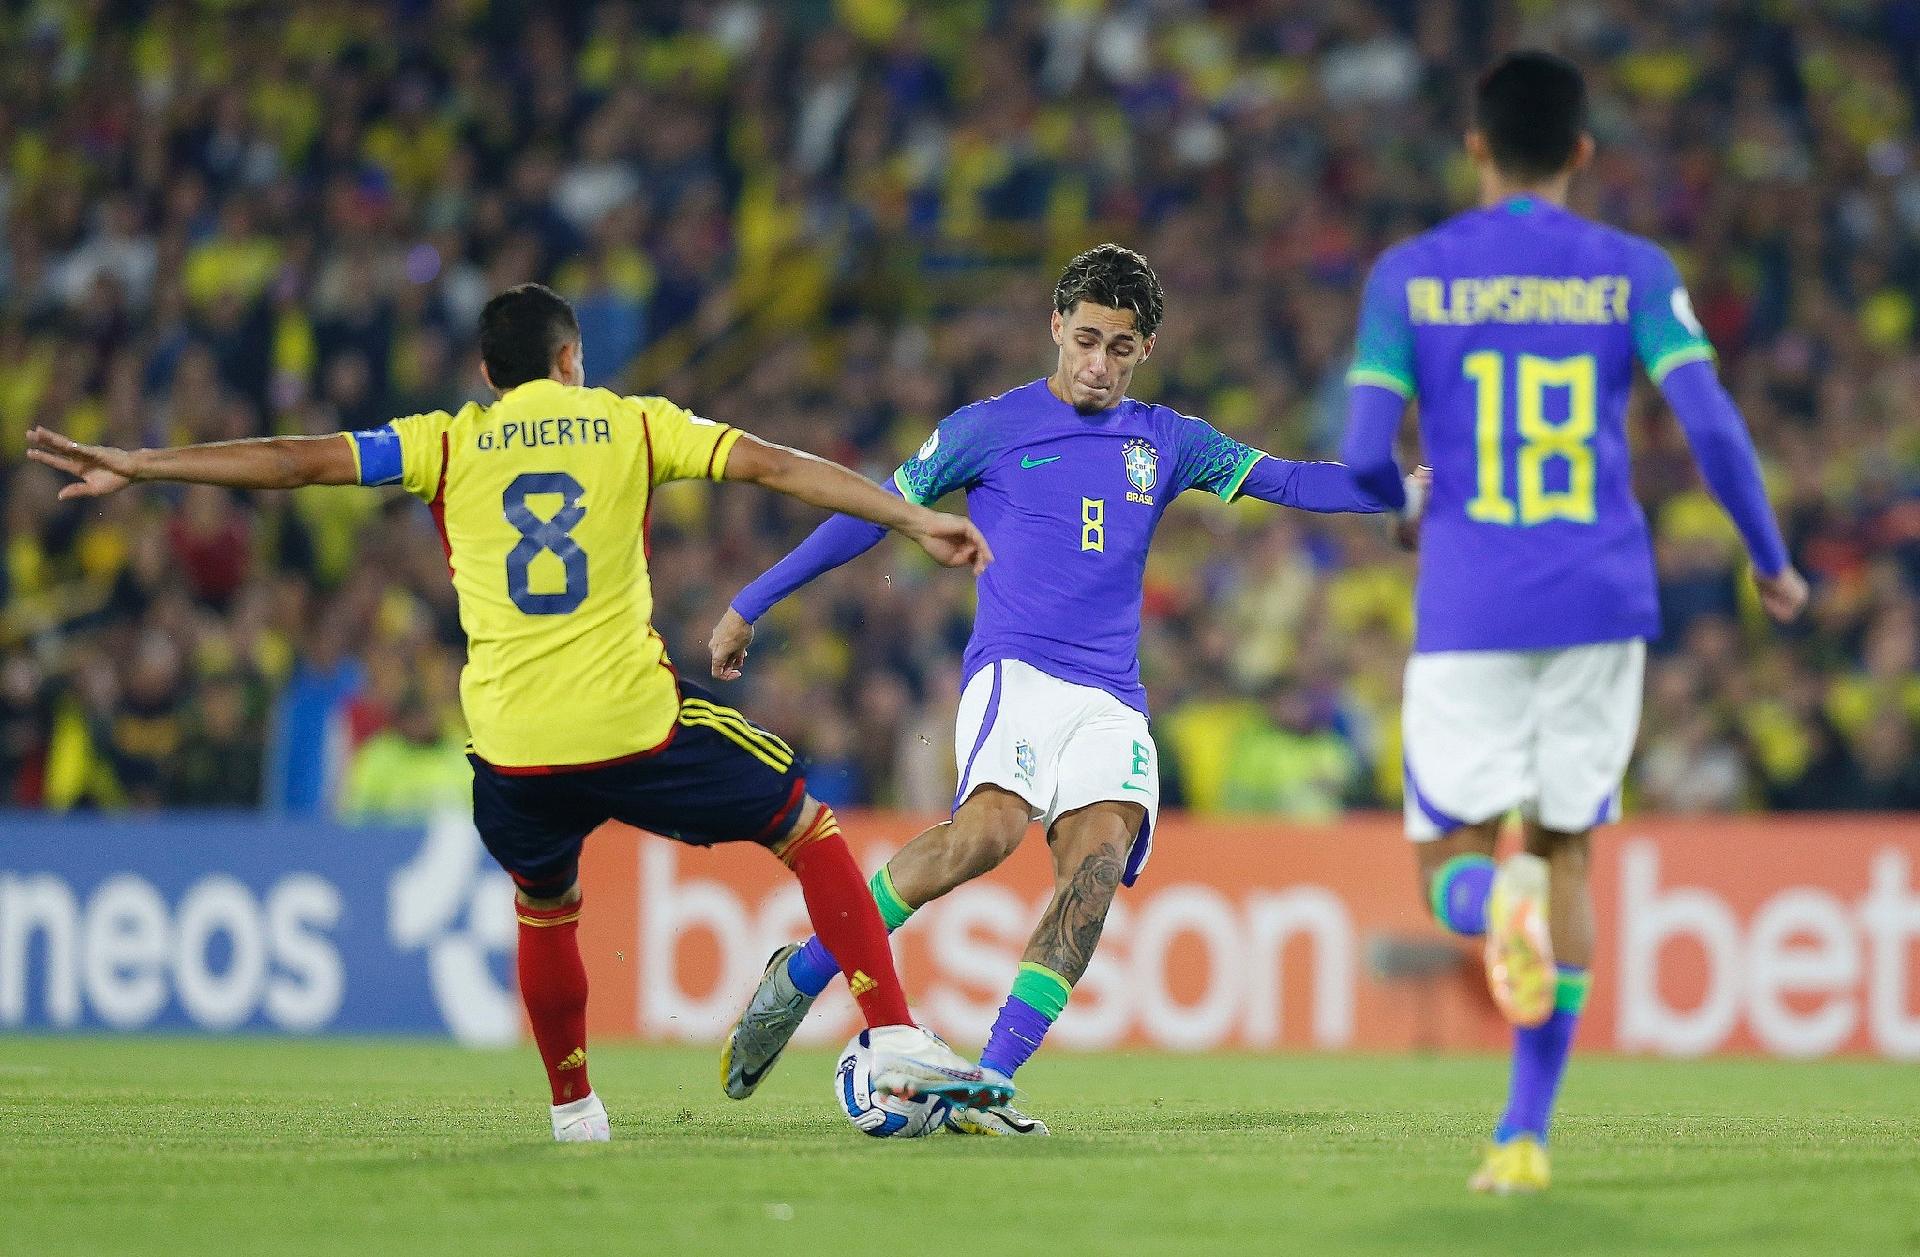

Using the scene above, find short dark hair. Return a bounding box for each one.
[1054,244,1164,338]
[479,283,580,389]
[1475,51,1588,181]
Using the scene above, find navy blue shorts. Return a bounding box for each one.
[469,683,807,899]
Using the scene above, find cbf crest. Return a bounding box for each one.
[1014,740,1037,782]
[1123,439,1158,505]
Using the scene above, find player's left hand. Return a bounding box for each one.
[709,608,755,681]
[25,427,138,499]
[1394,465,1432,551]
[907,510,993,574]
[1756,565,1810,624]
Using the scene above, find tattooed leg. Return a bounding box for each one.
[977,801,1143,1082]
[1026,802,1139,980]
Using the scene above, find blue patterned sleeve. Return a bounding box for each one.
[1170,414,1264,502]
[1346,250,1417,399]
[892,403,996,505]
[1628,241,1716,384]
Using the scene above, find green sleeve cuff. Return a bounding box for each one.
[892,466,927,505]
[1346,367,1416,400]
[1647,343,1716,385]
[1218,450,1263,502]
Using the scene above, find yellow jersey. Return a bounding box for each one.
[345,380,741,768]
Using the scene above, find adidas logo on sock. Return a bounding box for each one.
[847,971,877,997]
[557,1047,587,1071]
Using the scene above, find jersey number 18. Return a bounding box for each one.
[1461,351,1598,527]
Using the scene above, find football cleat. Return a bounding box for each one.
[867,1029,1015,1109]
[945,1099,1050,1137]
[550,1091,610,1142]
[1484,853,1555,1027]
[721,943,816,1100]
[1469,1135,1550,1194]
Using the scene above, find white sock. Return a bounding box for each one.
[551,1092,602,1121]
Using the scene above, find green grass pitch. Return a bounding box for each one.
[2,1039,1916,1256]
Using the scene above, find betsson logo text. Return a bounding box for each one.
[636,844,1356,1051]
[634,839,1920,1059]
[1618,843,1920,1058]
[0,872,342,1031]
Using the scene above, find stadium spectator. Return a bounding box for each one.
[1216,676,1360,820]
[0,651,50,805]
[339,690,471,821]
[169,668,267,808]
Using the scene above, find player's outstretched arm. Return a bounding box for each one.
[1658,361,1808,623]
[25,426,359,498]
[712,436,990,680]
[1236,454,1418,515]
[723,434,990,573]
[712,507,891,680]
[718,427,990,679]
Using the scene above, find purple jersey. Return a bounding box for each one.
[893,379,1262,712]
[1349,197,1718,652]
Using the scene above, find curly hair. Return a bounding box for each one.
[1053,244,1165,338]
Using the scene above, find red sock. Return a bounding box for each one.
[516,897,591,1105]
[778,807,913,1028]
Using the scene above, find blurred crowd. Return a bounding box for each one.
[2,0,1917,821]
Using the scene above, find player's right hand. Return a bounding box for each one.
[709,608,755,681]
[1756,566,1810,624]
[1393,465,1432,551]
[907,510,993,574]
[25,427,137,499]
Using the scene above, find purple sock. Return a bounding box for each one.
[979,995,1053,1079]
[785,936,840,997]
[788,867,916,998]
[1494,965,1588,1143]
[1430,853,1495,936]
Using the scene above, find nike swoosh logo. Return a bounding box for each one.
[1120,782,1151,792]
[1020,455,1062,468]
[739,1060,771,1088]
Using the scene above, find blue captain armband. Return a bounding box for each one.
[349,425,404,486]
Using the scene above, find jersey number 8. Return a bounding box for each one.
[504,471,588,614]
[1462,351,1598,527]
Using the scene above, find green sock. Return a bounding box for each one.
[868,866,915,931]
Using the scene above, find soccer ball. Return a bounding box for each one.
[834,1029,950,1138]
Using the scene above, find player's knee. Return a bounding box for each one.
[1526,824,1590,870]
[770,795,819,849]
[515,881,580,912]
[770,795,843,866]
[512,869,580,910]
[949,827,1022,882]
[947,795,1027,879]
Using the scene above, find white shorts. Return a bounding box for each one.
[1402,640,1646,842]
[953,659,1161,884]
